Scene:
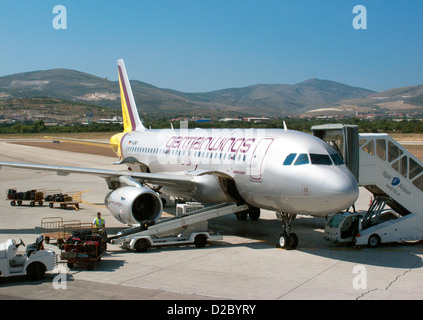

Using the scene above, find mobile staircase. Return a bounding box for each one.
[108,203,249,251]
[312,125,423,246]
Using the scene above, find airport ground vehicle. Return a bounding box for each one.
[60,228,107,270]
[176,202,204,215]
[41,217,91,246]
[313,124,423,247]
[324,197,423,247]
[45,190,82,210]
[0,236,56,280]
[109,203,248,252]
[7,188,45,207]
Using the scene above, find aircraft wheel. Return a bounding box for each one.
[235,211,248,221]
[288,233,298,250]
[278,233,298,250]
[278,234,289,249]
[248,207,261,221]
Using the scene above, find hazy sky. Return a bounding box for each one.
[1,0,422,92]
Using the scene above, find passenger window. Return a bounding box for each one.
[283,153,297,165]
[376,139,386,161]
[330,153,344,165]
[388,141,403,162]
[310,154,332,165]
[294,153,309,165]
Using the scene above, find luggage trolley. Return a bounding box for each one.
[41,217,91,247]
[45,190,82,210]
[60,228,107,270]
[6,188,45,207]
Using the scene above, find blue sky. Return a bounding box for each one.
[0,0,422,92]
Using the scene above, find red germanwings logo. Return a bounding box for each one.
[165,136,256,154]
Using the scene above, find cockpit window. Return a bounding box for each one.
[294,153,309,165]
[310,153,333,165]
[330,153,344,165]
[283,153,297,165]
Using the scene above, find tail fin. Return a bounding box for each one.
[117,59,146,132]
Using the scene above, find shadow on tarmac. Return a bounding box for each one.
[209,213,423,269]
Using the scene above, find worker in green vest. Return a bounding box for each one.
[92,212,105,229]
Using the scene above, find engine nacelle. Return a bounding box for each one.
[105,186,163,225]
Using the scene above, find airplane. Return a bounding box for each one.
[0,59,359,249]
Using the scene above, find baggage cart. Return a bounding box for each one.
[41,217,91,246]
[6,188,45,207]
[45,190,82,210]
[60,228,107,270]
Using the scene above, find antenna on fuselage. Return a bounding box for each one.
[283,121,288,132]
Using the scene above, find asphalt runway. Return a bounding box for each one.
[0,140,422,300]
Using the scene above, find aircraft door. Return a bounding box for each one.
[250,138,274,181]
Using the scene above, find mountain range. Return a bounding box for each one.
[0,68,422,119]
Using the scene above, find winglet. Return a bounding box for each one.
[117,59,146,132]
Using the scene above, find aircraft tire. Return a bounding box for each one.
[278,234,289,249]
[235,211,248,221]
[288,233,298,250]
[278,233,298,250]
[248,207,261,221]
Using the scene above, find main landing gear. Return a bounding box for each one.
[276,212,298,250]
[235,204,261,221]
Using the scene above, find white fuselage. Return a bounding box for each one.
[119,127,359,217]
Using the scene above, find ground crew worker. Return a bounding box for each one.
[92,212,105,229]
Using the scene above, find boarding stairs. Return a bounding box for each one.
[358,133,423,218]
[312,125,423,232]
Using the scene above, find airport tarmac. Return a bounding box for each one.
[0,140,422,300]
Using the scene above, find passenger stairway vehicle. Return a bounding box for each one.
[109,203,249,252]
[313,125,423,247]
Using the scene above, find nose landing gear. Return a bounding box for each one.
[276,212,298,250]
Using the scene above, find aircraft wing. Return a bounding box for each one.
[0,161,196,191]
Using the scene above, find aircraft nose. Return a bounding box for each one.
[322,170,359,209]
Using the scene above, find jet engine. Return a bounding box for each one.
[104,186,163,225]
